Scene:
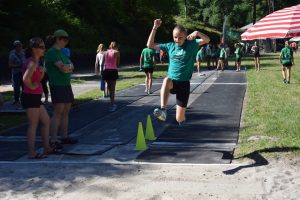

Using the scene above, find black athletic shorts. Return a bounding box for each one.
[144,67,154,74]
[254,53,260,58]
[21,93,42,109]
[169,80,190,107]
[236,58,241,63]
[283,62,292,67]
[50,85,74,104]
[102,69,119,81]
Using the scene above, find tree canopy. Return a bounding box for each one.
[0,0,299,60]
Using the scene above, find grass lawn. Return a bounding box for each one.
[234,53,300,157]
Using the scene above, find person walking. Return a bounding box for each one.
[147,19,210,125]
[234,43,242,72]
[251,41,263,72]
[280,41,294,84]
[21,37,58,159]
[8,40,25,105]
[140,47,156,94]
[45,29,78,149]
[102,41,120,112]
[196,46,205,76]
[95,43,109,97]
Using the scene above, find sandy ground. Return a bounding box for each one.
[0,156,299,200]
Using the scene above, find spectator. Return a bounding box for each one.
[8,40,25,105]
[102,41,120,112]
[21,37,58,159]
[45,29,78,150]
[95,43,109,97]
[280,41,294,84]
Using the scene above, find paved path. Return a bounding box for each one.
[0,70,246,164]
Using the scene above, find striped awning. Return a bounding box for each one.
[241,4,300,40]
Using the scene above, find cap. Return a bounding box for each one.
[53,29,69,37]
[13,40,22,47]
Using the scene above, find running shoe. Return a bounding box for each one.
[109,104,117,112]
[283,79,287,84]
[178,120,186,127]
[153,108,167,121]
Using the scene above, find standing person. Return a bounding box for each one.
[140,47,156,94]
[45,29,78,149]
[234,43,242,72]
[280,41,294,84]
[21,37,58,159]
[102,41,120,112]
[251,41,263,72]
[8,40,25,105]
[147,19,210,125]
[205,44,212,69]
[196,46,205,75]
[95,43,109,97]
[216,44,227,71]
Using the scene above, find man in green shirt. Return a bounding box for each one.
[280,41,294,84]
[234,43,242,72]
[140,47,156,94]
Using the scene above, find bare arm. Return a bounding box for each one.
[147,19,162,50]
[95,54,99,74]
[187,31,210,46]
[55,60,73,73]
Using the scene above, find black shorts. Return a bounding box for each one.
[21,93,42,109]
[236,58,241,63]
[144,67,154,74]
[102,69,119,81]
[254,53,260,58]
[50,85,74,104]
[283,62,292,67]
[169,80,190,107]
[219,57,225,61]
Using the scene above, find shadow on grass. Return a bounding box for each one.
[223,146,300,175]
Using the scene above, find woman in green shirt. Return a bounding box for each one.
[45,29,78,149]
[280,41,294,84]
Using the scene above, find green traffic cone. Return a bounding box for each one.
[145,115,156,140]
[135,122,148,151]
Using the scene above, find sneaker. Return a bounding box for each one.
[139,68,143,72]
[153,108,167,121]
[283,79,287,84]
[287,81,290,84]
[178,120,186,127]
[147,90,152,95]
[109,104,117,112]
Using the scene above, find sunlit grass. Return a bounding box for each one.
[235,53,300,157]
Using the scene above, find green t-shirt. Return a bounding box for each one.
[281,47,293,64]
[196,48,204,59]
[235,47,242,59]
[45,48,71,86]
[141,48,155,68]
[159,39,200,81]
[219,48,226,59]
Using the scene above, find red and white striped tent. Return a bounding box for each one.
[241,4,300,40]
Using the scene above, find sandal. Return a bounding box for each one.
[28,153,47,159]
[45,147,62,155]
[60,137,78,144]
[50,141,63,150]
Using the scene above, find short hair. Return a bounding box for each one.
[173,25,187,35]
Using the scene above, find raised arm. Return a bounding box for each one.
[187,31,210,46]
[147,19,162,50]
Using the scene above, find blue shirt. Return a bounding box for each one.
[159,39,200,81]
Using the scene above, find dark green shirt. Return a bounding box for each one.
[141,48,155,68]
[45,48,71,86]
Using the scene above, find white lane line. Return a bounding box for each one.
[140,83,247,85]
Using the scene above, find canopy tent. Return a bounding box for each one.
[289,36,300,41]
